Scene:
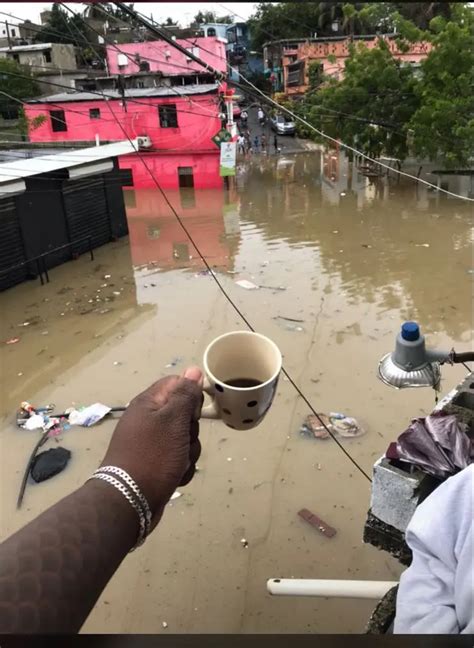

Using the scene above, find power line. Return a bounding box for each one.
[59,2,374,484]
[148,4,472,202]
[60,2,223,121]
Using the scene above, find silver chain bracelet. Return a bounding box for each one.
[88,471,148,551]
[95,465,152,536]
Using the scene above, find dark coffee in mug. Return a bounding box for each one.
[225,378,262,389]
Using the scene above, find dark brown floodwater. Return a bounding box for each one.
[1,150,472,633]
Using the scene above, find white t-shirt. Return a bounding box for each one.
[395,465,473,634]
[258,109,264,120]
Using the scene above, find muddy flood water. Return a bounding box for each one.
[1,151,472,633]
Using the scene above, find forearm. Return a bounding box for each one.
[0,479,138,633]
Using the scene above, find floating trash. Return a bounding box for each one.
[300,412,365,440]
[235,279,259,290]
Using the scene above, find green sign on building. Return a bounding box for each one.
[212,128,232,148]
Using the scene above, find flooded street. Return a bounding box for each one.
[0,150,472,633]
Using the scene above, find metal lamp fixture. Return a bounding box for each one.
[378,322,453,390]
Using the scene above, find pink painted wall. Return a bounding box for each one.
[119,152,221,190]
[106,37,227,76]
[25,93,222,189]
[25,94,221,152]
[284,36,432,94]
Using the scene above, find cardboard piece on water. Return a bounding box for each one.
[298,508,337,538]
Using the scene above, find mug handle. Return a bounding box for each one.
[200,377,220,419]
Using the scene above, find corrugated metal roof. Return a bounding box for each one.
[0,42,57,52]
[0,140,138,187]
[28,83,219,104]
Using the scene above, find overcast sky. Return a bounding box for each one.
[0,2,258,26]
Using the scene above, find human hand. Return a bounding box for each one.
[100,367,203,528]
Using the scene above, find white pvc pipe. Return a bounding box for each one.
[267,579,398,600]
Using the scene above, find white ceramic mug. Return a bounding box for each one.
[201,330,282,430]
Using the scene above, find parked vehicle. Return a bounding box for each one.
[270,114,296,136]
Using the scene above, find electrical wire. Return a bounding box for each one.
[60,2,374,484]
[60,3,223,121]
[152,10,473,202]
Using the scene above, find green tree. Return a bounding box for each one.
[0,58,41,119]
[248,2,376,51]
[192,10,234,25]
[394,2,452,31]
[18,108,46,140]
[408,6,474,167]
[295,39,420,160]
[34,3,89,46]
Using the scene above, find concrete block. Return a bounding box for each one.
[363,509,411,565]
[370,457,427,532]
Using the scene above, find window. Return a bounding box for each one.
[11,28,16,37]
[50,109,67,132]
[287,61,305,87]
[89,108,100,119]
[44,50,52,63]
[12,53,19,62]
[173,243,190,260]
[159,104,178,128]
[147,225,160,239]
[178,166,194,188]
[207,27,216,37]
[139,60,150,72]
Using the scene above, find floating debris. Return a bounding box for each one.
[165,357,183,368]
[22,414,45,431]
[68,403,111,427]
[235,279,259,290]
[298,508,337,539]
[300,414,332,439]
[170,491,182,500]
[414,243,430,248]
[273,316,305,323]
[5,337,20,345]
[329,412,366,438]
[30,447,71,483]
[162,622,168,629]
[240,538,249,548]
[259,285,286,291]
[300,412,365,440]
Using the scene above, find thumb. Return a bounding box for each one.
[183,366,204,388]
[162,367,203,417]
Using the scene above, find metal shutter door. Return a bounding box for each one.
[63,177,111,254]
[0,199,28,291]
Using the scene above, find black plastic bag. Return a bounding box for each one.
[30,447,71,483]
[386,414,472,479]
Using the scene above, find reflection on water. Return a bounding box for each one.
[0,148,472,634]
[126,150,472,342]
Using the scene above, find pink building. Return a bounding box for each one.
[106,37,227,77]
[25,84,224,190]
[25,37,228,190]
[283,35,432,96]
